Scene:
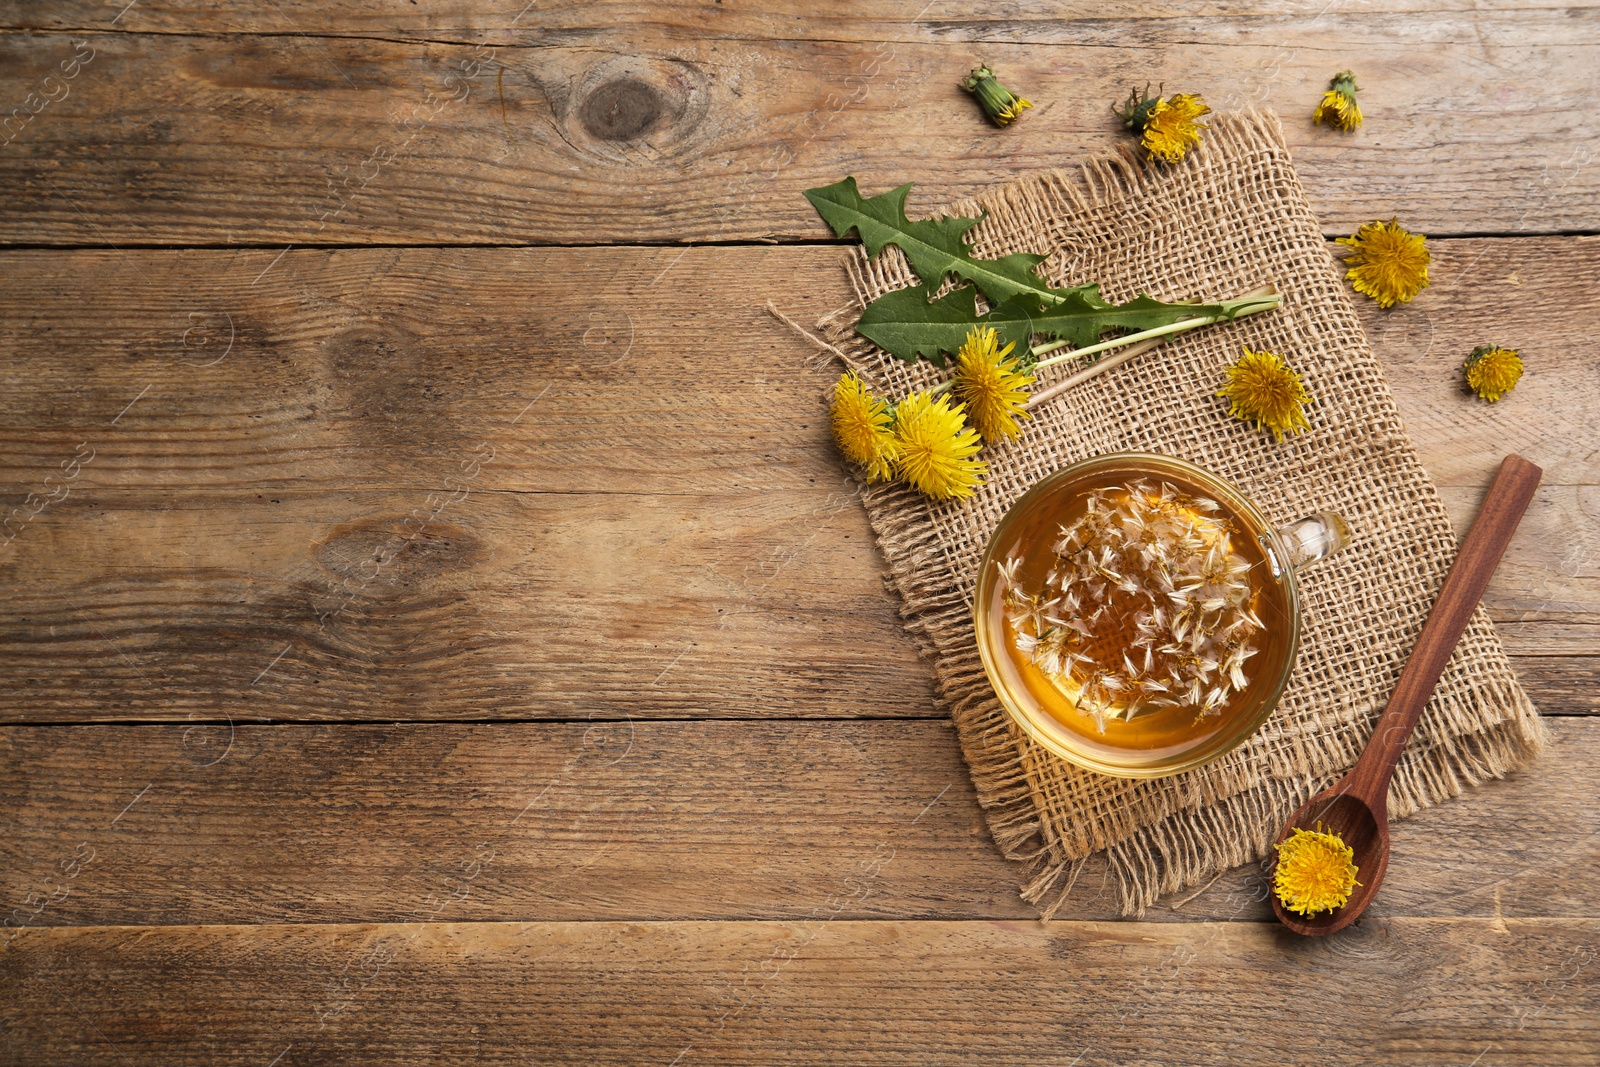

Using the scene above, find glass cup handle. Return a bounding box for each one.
[1276,511,1351,570]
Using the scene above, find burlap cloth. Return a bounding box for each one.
[816,110,1547,918]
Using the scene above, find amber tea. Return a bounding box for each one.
[974,454,1323,777]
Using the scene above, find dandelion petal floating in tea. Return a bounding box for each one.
[995,480,1263,733]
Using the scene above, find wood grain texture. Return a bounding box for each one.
[0,487,942,720]
[3,917,1596,1065]
[1,717,1594,928]
[1,240,1593,493]
[0,239,1593,720]
[0,6,1597,245]
[1507,655,1600,713]
[1,479,1579,720]
[12,0,1591,38]
[0,244,850,496]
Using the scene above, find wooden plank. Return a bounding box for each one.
[0,487,941,721]
[12,0,1589,38]
[1510,655,1600,715]
[3,917,1596,1065]
[1,717,1594,928]
[0,239,1594,719]
[1,240,1593,493]
[0,10,1596,245]
[0,245,854,496]
[0,482,1589,720]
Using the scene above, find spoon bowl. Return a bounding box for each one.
[1271,790,1388,935]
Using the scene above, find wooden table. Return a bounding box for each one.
[2,3,1596,1063]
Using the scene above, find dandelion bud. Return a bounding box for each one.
[960,65,1033,128]
[1312,70,1362,132]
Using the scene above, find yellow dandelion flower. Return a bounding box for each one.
[1274,825,1361,916]
[950,326,1036,442]
[1337,218,1430,308]
[1144,93,1210,162]
[960,66,1032,128]
[1313,71,1362,132]
[893,390,987,500]
[1463,344,1523,402]
[1116,87,1210,163]
[830,371,900,483]
[1217,347,1313,442]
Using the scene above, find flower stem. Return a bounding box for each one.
[923,287,1279,411]
[1028,288,1281,369]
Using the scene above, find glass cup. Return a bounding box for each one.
[974,452,1348,779]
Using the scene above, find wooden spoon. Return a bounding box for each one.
[1270,453,1543,936]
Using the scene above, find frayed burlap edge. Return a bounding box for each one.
[815,110,1548,918]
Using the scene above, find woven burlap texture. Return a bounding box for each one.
[817,110,1547,918]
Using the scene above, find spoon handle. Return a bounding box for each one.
[1349,454,1542,806]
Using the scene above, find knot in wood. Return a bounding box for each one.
[579,77,665,141]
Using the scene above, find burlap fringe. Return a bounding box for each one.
[810,110,1548,918]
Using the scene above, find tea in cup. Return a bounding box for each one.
[974,453,1347,778]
